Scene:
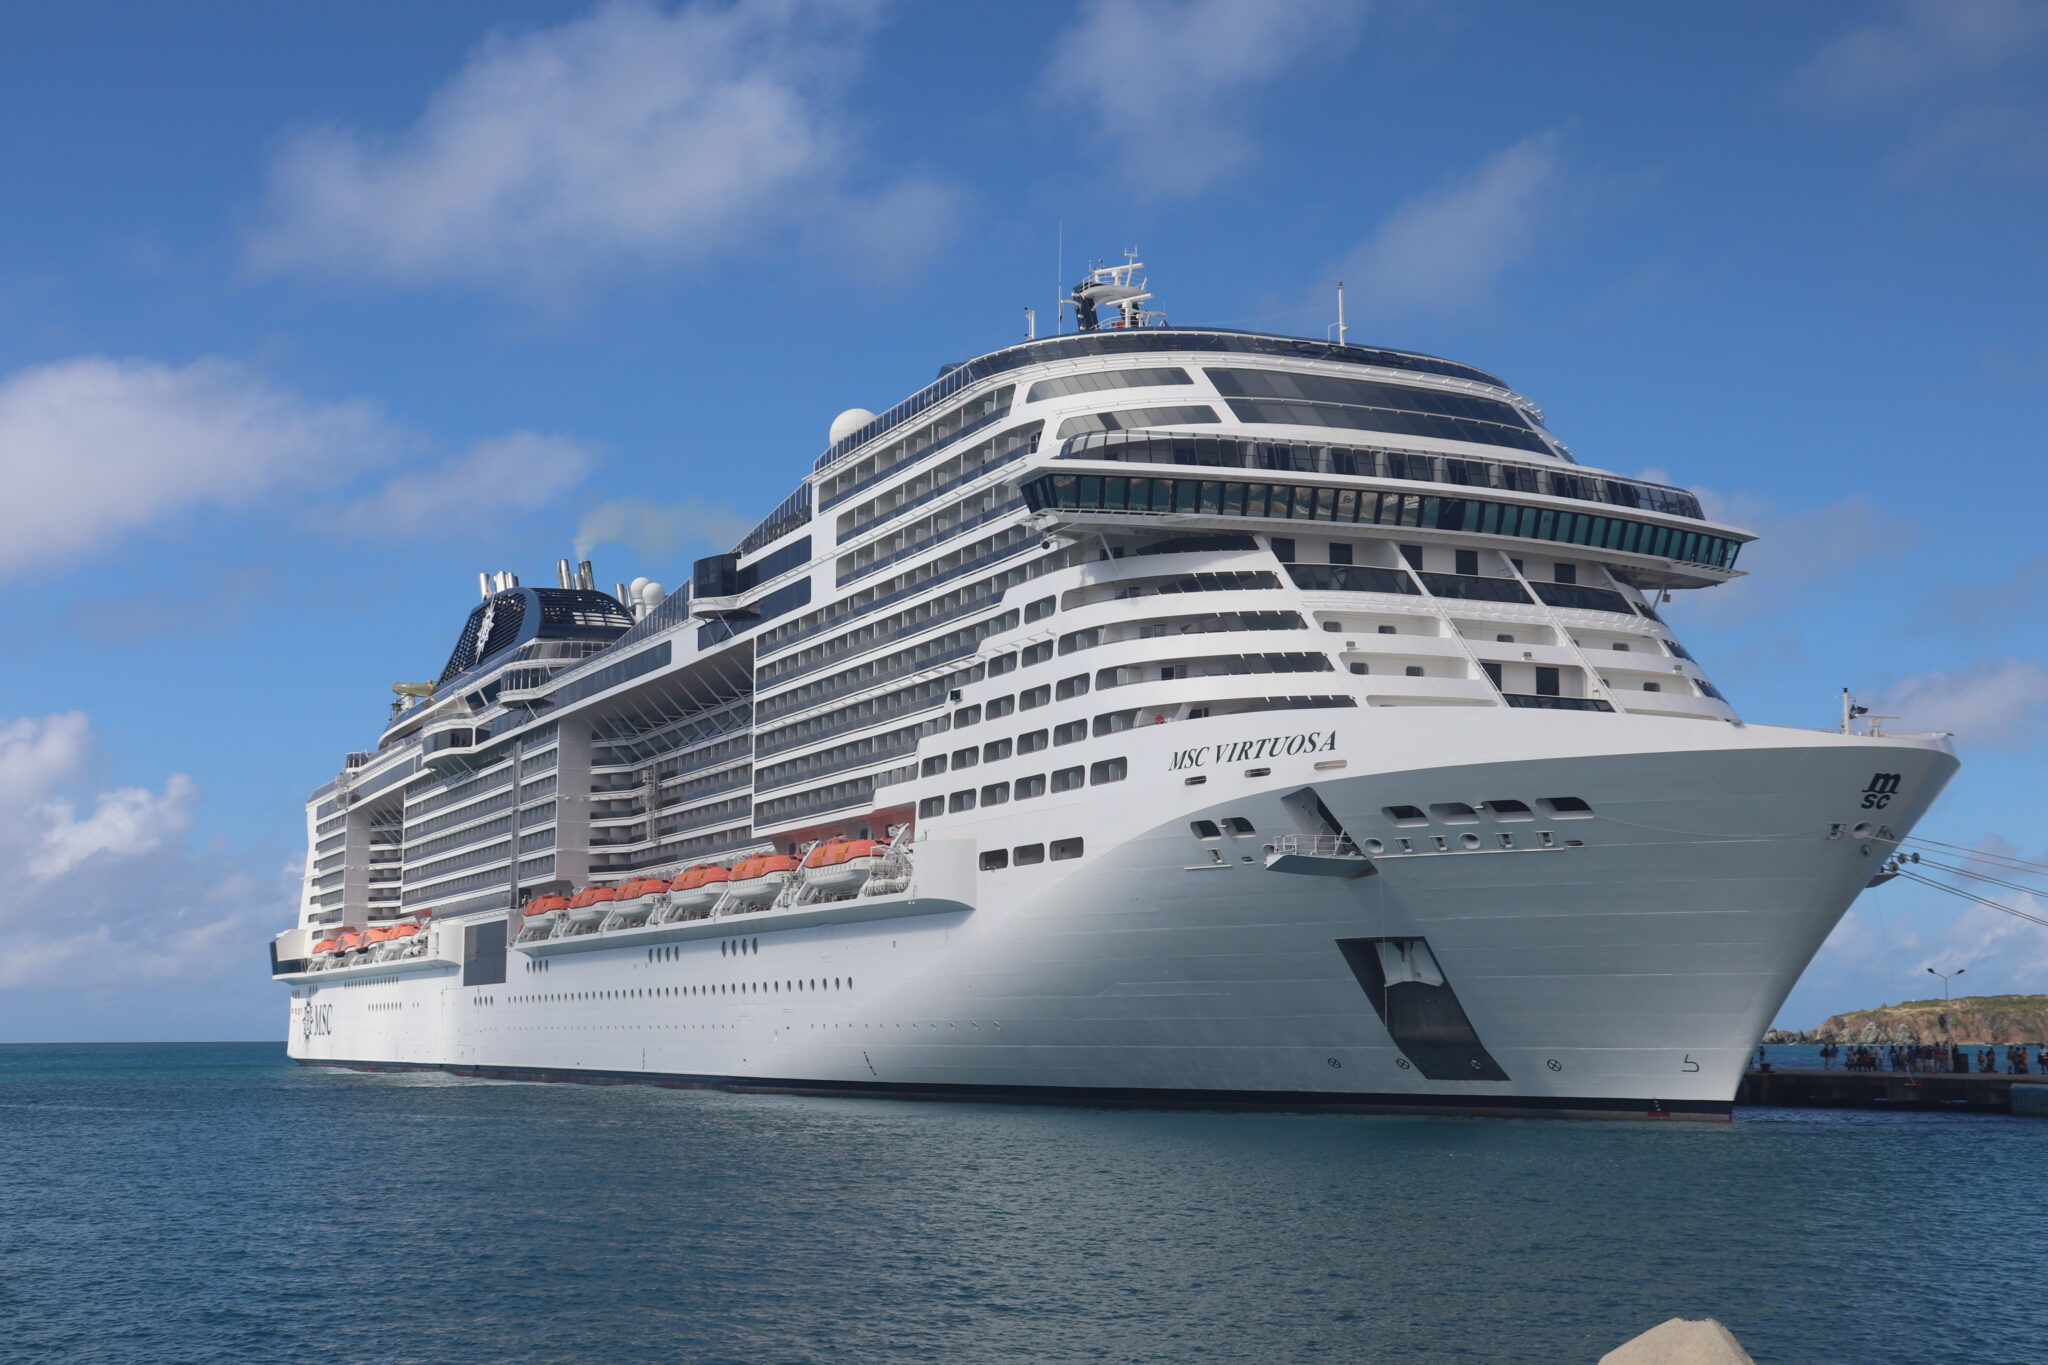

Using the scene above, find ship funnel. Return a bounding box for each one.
[556,558,574,589]
[478,572,491,600]
[577,560,595,591]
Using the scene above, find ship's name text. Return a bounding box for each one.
[1169,731,1338,771]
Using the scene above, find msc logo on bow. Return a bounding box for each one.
[1861,773,1902,810]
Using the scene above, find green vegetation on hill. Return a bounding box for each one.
[1769,995,2048,1045]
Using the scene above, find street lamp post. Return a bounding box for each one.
[1928,967,1965,1068]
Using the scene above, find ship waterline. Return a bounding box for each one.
[276,269,1957,1118]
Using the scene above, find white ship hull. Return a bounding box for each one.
[287,713,1954,1120]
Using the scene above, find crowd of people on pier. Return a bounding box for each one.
[1805,1043,2048,1074]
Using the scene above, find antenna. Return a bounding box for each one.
[1024,307,1036,341]
[1337,281,1348,345]
[1056,222,1065,336]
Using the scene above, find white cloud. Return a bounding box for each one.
[1870,657,2048,750]
[1791,0,2048,107]
[1043,0,1363,197]
[1333,132,1563,319]
[1789,0,2048,178]
[573,495,753,565]
[0,711,279,998]
[30,774,197,881]
[0,356,398,581]
[1676,489,1908,620]
[338,431,602,536]
[250,0,951,291]
[0,712,198,885]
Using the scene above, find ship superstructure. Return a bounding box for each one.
[274,269,1956,1119]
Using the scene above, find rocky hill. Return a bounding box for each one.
[1767,995,2048,1046]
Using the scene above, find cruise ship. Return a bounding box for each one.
[274,261,1957,1120]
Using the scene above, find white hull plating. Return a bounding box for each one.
[288,713,1954,1119]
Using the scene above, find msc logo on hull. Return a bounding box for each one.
[1861,773,1902,810]
[300,1001,333,1041]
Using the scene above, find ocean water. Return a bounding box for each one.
[3,1044,2044,1364]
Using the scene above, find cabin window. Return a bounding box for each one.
[1051,837,1085,861]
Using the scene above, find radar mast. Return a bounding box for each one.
[1070,251,1165,331]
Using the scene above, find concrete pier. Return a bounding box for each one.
[1740,1067,2048,1113]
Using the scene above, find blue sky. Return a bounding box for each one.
[1,0,2043,1041]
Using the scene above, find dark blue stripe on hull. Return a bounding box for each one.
[294,1057,1732,1122]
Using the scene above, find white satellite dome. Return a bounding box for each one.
[829,407,877,445]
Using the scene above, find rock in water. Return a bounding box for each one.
[1599,1318,1756,1364]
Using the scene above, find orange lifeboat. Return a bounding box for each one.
[565,885,614,927]
[520,894,565,933]
[386,921,420,940]
[722,853,799,906]
[665,863,731,915]
[311,937,340,956]
[802,837,882,893]
[607,877,664,925]
[335,930,363,954]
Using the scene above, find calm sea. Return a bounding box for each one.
[3,1043,2042,1364]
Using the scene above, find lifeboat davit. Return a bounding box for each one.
[665,864,731,915]
[802,837,882,893]
[565,886,615,927]
[722,854,799,906]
